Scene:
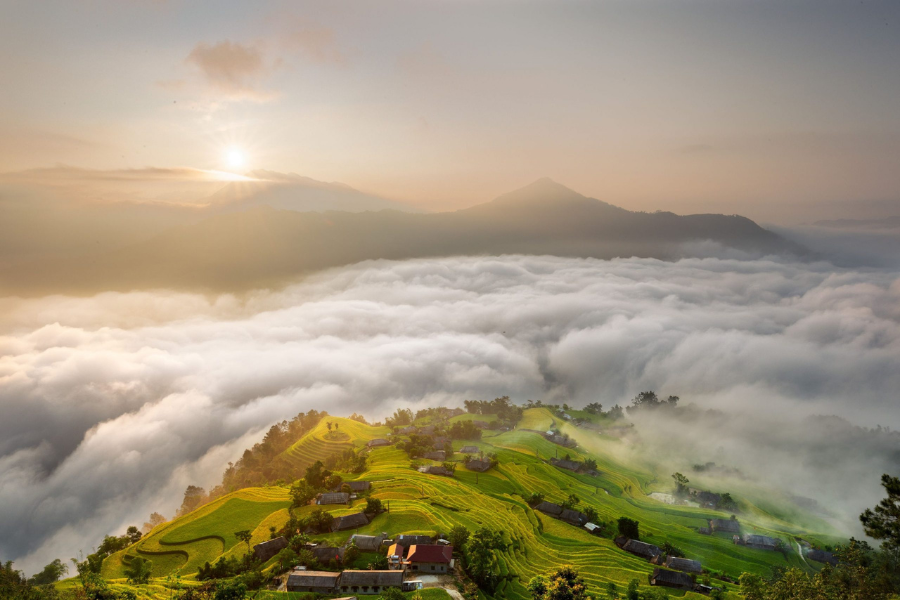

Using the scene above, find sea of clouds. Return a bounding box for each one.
[1,254,899,573]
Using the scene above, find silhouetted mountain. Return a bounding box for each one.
[0,179,804,295]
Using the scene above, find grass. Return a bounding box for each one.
[96,408,843,600]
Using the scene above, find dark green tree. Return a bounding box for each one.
[234,530,253,550]
[124,557,152,585]
[860,474,900,550]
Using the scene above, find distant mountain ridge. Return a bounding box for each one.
[0,178,804,295]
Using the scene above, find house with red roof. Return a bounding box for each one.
[406,544,453,573]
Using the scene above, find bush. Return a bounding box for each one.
[617,517,640,540]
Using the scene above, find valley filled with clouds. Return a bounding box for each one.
[1,254,898,572]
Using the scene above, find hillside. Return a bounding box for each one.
[0,179,804,295]
[92,407,842,600]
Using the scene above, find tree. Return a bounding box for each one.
[630,391,660,410]
[585,403,603,415]
[214,580,247,600]
[583,459,597,471]
[290,480,317,508]
[665,395,679,407]
[543,566,589,600]
[125,526,142,545]
[528,575,547,600]
[368,554,389,570]
[234,530,253,550]
[303,461,332,489]
[626,579,640,600]
[274,548,298,572]
[382,588,405,600]
[141,512,166,535]
[326,421,332,432]
[605,582,619,600]
[671,472,690,496]
[528,492,545,505]
[466,527,503,591]
[366,497,383,513]
[617,517,639,540]
[562,494,580,510]
[343,541,360,566]
[449,525,470,553]
[583,507,599,524]
[860,474,900,550]
[29,559,67,585]
[178,485,207,516]
[124,557,152,585]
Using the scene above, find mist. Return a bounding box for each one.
[1,254,898,573]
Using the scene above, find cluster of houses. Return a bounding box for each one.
[549,457,599,477]
[614,537,717,595]
[282,533,455,595]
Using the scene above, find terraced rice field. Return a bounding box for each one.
[280,417,390,471]
[99,408,840,600]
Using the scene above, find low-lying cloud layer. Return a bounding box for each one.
[1,255,899,572]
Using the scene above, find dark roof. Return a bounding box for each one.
[319,492,350,505]
[744,534,777,548]
[697,491,721,504]
[418,465,452,476]
[423,450,446,461]
[407,544,453,564]
[253,536,288,560]
[622,539,662,559]
[331,512,369,531]
[535,501,563,516]
[467,459,491,472]
[287,570,341,588]
[550,457,581,471]
[333,481,371,492]
[709,518,740,533]
[418,425,436,435]
[399,426,417,434]
[339,570,404,587]
[367,438,391,447]
[396,534,433,546]
[665,557,702,573]
[348,533,386,552]
[651,568,694,589]
[459,445,479,454]
[311,546,344,563]
[559,509,587,525]
[697,527,711,535]
[808,549,837,565]
[433,436,451,446]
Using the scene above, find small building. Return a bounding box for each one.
[742,534,778,551]
[333,481,372,493]
[252,536,288,562]
[367,439,391,448]
[332,512,370,532]
[423,450,446,461]
[311,545,344,564]
[418,425,436,436]
[584,522,603,536]
[387,543,405,569]
[559,509,587,526]
[398,426,417,435]
[696,491,722,508]
[407,544,453,573]
[339,570,404,595]
[807,549,837,566]
[418,465,452,476]
[664,557,702,574]
[650,568,694,590]
[616,537,662,561]
[396,534,433,547]
[550,457,581,472]
[535,501,563,517]
[286,570,340,594]
[709,518,740,534]
[348,533,387,552]
[319,492,350,505]
[459,445,479,454]
[433,436,451,447]
[697,527,711,535]
[466,459,491,472]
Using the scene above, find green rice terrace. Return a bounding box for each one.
[87,405,848,600]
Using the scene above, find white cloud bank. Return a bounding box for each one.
[1,255,899,572]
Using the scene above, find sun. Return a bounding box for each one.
[224,146,246,170]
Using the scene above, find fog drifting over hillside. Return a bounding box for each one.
[2,254,899,572]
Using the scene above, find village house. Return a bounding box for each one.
[387,543,405,569]
[697,527,711,535]
[550,457,581,472]
[709,518,740,534]
[650,568,694,590]
[395,534,433,547]
[332,512,370,532]
[422,450,446,461]
[535,501,563,517]
[418,465,453,476]
[615,537,662,561]
[433,436,451,447]
[398,426,417,435]
[807,549,837,566]
[252,537,288,562]
[466,458,491,472]
[407,544,453,573]
[347,533,387,553]
[695,491,722,508]
[286,570,341,594]
[418,425,436,436]
[559,509,587,526]
[318,492,350,505]
[339,570,405,595]
[311,545,344,565]
[740,534,778,551]
[584,522,603,536]
[333,481,372,493]
[367,439,391,448]
[664,557,702,574]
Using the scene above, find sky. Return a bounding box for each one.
[1,0,899,220]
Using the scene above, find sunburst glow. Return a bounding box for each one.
[224,146,246,170]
